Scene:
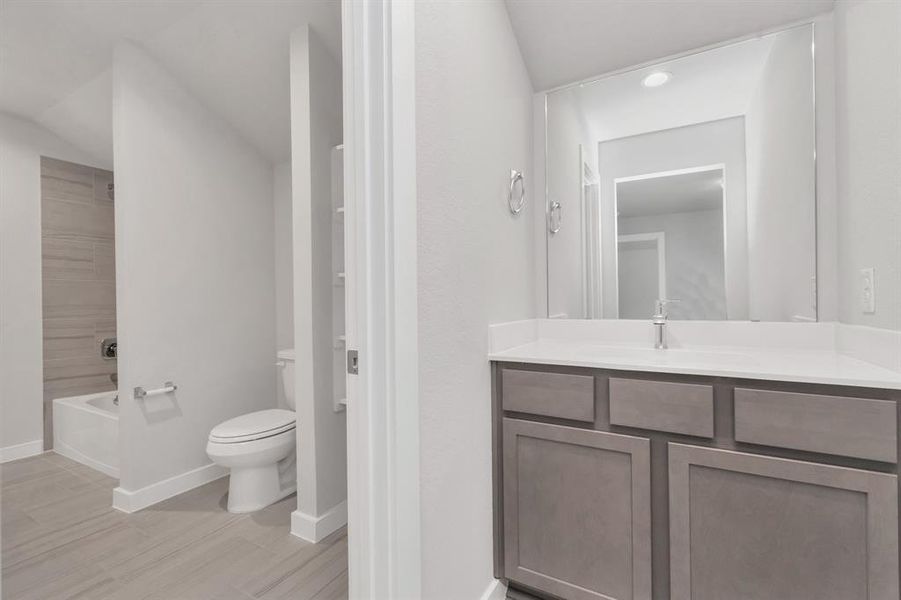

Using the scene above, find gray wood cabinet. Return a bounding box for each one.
[669,443,899,600]
[493,364,901,600]
[503,418,652,600]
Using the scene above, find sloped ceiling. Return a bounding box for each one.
[0,0,341,165]
[504,0,833,91]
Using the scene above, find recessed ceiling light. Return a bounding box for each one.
[642,71,671,88]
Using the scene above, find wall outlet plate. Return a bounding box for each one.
[861,267,876,314]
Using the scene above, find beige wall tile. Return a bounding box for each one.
[40,159,117,449]
[42,239,95,280]
[42,318,96,360]
[93,242,116,281]
[40,158,95,205]
[93,169,114,207]
[41,199,114,242]
[42,279,115,319]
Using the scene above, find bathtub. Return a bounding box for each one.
[53,390,119,478]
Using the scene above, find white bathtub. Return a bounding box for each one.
[53,390,119,478]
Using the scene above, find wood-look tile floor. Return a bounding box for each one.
[1,453,347,600]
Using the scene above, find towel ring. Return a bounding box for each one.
[508,170,525,215]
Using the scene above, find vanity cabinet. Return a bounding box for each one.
[503,418,651,600]
[668,443,898,600]
[493,365,901,600]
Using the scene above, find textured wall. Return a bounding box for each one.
[836,0,901,330]
[416,1,536,597]
[40,157,117,448]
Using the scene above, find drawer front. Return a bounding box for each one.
[734,388,898,463]
[502,369,595,423]
[609,378,714,438]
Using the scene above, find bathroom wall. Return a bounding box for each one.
[40,157,117,449]
[745,25,817,323]
[0,113,107,460]
[273,160,294,407]
[546,89,597,319]
[415,0,535,597]
[597,118,749,320]
[289,25,347,533]
[835,0,901,331]
[113,42,276,495]
[618,208,727,320]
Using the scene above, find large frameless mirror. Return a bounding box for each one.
[545,24,816,322]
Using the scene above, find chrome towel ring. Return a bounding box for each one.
[508,169,525,214]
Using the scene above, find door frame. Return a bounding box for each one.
[341,1,421,598]
[617,231,667,307]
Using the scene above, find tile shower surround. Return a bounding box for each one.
[40,157,117,449]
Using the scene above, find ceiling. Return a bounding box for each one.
[0,0,341,166]
[617,168,724,218]
[563,30,780,143]
[504,0,833,91]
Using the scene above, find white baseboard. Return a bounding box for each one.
[0,440,44,464]
[113,462,227,513]
[291,500,348,543]
[52,442,119,479]
[480,578,508,600]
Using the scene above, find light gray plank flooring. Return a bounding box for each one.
[1,453,347,600]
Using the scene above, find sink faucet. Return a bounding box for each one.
[652,299,680,349]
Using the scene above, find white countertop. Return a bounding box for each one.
[489,320,901,390]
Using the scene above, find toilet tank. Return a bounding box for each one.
[277,349,296,410]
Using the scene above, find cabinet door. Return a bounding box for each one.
[503,418,651,600]
[669,443,899,600]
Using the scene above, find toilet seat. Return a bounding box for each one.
[209,409,295,444]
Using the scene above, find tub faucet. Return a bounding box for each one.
[652,299,680,349]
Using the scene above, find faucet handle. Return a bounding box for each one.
[654,298,681,314]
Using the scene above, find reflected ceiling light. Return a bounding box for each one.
[642,71,671,88]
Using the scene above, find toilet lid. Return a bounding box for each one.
[209,409,296,444]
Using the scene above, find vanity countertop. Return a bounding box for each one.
[489,319,901,390]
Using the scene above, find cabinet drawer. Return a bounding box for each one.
[502,369,595,422]
[609,378,714,438]
[734,388,897,463]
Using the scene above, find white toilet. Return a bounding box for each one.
[206,349,297,513]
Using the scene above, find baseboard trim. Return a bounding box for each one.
[52,442,119,479]
[113,462,227,513]
[291,500,348,543]
[480,578,508,600]
[0,440,44,464]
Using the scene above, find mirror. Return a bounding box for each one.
[546,24,816,322]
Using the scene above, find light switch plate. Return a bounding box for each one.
[861,267,876,314]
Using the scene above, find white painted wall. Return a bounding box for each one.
[290,26,347,530]
[745,25,817,323]
[273,160,293,408]
[598,118,749,319]
[415,1,535,597]
[619,209,727,319]
[112,43,276,492]
[546,89,596,319]
[0,112,106,456]
[835,0,901,330]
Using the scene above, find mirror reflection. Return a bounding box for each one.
[546,24,816,322]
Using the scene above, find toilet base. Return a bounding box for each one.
[225,452,296,513]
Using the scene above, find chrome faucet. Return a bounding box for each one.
[652,299,680,349]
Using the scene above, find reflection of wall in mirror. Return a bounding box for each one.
[619,209,727,320]
[546,89,597,319]
[745,25,816,323]
[598,117,749,320]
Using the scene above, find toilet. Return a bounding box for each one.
[206,349,297,513]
